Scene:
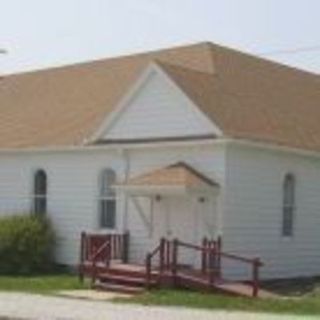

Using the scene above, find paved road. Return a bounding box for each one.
[0,292,316,320]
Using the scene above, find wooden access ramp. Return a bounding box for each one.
[177,272,275,298]
[78,233,270,298]
[83,261,274,298]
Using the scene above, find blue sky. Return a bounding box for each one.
[0,0,319,74]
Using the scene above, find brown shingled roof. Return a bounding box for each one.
[160,48,320,152]
[0,42,319,151]
[122,162,219,189]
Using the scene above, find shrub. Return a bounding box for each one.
[0,214,55,275]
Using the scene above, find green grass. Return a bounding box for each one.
[115,289,320,316]
[0,274,88,294]
[1,273,320,316]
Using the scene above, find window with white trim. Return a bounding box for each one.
[33,169,47,215]
[99,169,116,229]
[282,173,295,237]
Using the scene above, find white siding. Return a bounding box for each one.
[104,70,217,140]
[0,157,31,214]
[124,144,226,264]
[0,150,126,265]
[0,143,226,267]
[223,144,320,280]
[3,139,320,280]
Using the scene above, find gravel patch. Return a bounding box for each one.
[56,289,132,301]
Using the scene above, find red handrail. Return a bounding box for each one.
[78,231,130,283]
[91,238,111,286]
[220,251,260,264]
[145,238,171,288]
[145,244,161,288]
[173,238,263,297]
[219,251,263,297]
[201,237,222,276]
[80,232,130,263]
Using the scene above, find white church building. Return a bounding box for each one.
[0,42,320,280]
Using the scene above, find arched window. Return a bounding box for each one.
[33,169,47,215]
[282,173,295,237]
[99,169,116,228]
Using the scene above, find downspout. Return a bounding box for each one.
[122,148,131,232]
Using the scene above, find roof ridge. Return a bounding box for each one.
[2,41,213,78]
[155,60,215,76]
[206,42,320,78]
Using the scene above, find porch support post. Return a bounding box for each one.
[122,149,130,232]
[216,188,223,238]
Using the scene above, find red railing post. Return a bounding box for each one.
[146,253,152,289]
[159,238,165,273]
[171,239,178,287]
[201,237,208,273]
[104,234,110,267]
[106,239,111,268]
[252,258,261,297]
[208,245,215,286]
[145,239,168,289]
[122,231,130,263]
[217,236,222,278]
[80,232,86,262]
[166,240,171,268]
[91,257,97,288]
[78,232,86,282]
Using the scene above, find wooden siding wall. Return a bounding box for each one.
[0,143,225,266]
[223,144,320,280]
[0,150,125,265]
[119,145,226,265]
[1,141,320,280]
[104,70,217,140]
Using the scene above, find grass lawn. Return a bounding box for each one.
[115,278,320,316]
[1,273,320,316]
[0,274,88,294]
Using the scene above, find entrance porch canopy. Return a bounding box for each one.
[115,162,219,196]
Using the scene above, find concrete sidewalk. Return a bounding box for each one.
[0,292,316,320]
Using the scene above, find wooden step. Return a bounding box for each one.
[98,273,157,287]
[94,281,145,294]
[80,262,109,275]
[106,265,159,281]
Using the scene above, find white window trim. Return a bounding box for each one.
[98,169,117,230]
[32,169,48,215]
[281,174,296,239]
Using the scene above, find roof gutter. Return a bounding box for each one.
[224,138,320,160]
[0,136,220,155]
[0,137,320,160]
